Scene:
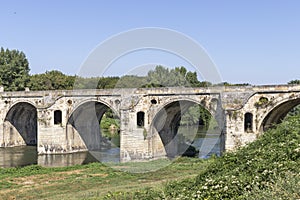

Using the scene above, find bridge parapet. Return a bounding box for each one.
[0,84,299,161]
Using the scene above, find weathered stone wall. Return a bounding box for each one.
[224,84,300,151]
[0,85,299,162]
[119,88,222,161]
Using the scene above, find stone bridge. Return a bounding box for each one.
[0,85,299,162]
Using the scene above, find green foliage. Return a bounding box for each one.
[288,79,300,85]
[143,128,147,139]
[97,76,119,89]
[254,97,270,108]
[287,105,300,117]
[100,115,120,131]
[242,171,300,200]
[73,76,99,89]
[0,47,30,91]
[115,75,147,88]
[180,104,212,128]
[29,70,75,90]
[216,82,251,86]
[106,114,300,199]
[100,109,120,133]
[145,65,170,87]
[144,65,202,87]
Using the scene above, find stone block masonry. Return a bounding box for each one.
[0,85,299,161]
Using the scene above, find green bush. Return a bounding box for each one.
[104,114,300,199]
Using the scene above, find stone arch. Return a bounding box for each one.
[4,102,37,146]
[149,99,216,158]
[258,97,300,132]
[69,98,119,118]
[152,96,212,117]
[66,100,119,151]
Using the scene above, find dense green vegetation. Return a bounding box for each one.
[288,79,300,85]
[287,105,300,117]
[100,109,120,134]
[29,70,75,90]
[180,104,212,128]
[102,114,300,199]
[28,65,211,91]
[0,47,30,91]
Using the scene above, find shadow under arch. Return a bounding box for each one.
[4,102,37,146]
[67,100,120,152]
[149,99,220,159]
[260,98,300,132]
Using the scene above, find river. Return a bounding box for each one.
[0,127,221,168]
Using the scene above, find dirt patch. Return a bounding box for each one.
[111,165,131,169]
[58,169,84,175]
[89,173,108,178]
[12,174,64,186]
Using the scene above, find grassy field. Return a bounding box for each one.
[0,157,211,199]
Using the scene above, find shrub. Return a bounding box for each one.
[106,114,300,199]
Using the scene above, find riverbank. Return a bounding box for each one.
[0,157,211,199]
[1,115,299,199]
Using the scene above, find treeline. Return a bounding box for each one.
[1,47,300,91]
[0,47,217,91]
[29,66,215,91]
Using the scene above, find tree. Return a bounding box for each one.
[185,71,201,87]
[215,82,250,86]
[29,70,75,90]
[288,80,300,85]
[97,77,119,89]
[146,65,170,87]
[145,65,203,87]
[180,104,212,128]
[287,105,300,117]
[0,47,30,91]
[114,75,146,88]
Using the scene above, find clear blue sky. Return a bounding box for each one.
[1,0,300,85]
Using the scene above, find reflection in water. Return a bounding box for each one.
[38,151,95,167]
[193,136,221,158]
[0,126,220,168]
[38,148,120,167]
[89,148,120,163]
[0,146,37,168]
[0,146,120,168]
[0,128,121,168]
[177,125,221,158]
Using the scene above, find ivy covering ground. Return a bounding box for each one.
[104,115,300,199]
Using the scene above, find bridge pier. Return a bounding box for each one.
[37,108,70,154]
[119,109,154,162]
[224,112,258,151]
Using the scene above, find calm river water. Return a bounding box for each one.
[0,128,221,168]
